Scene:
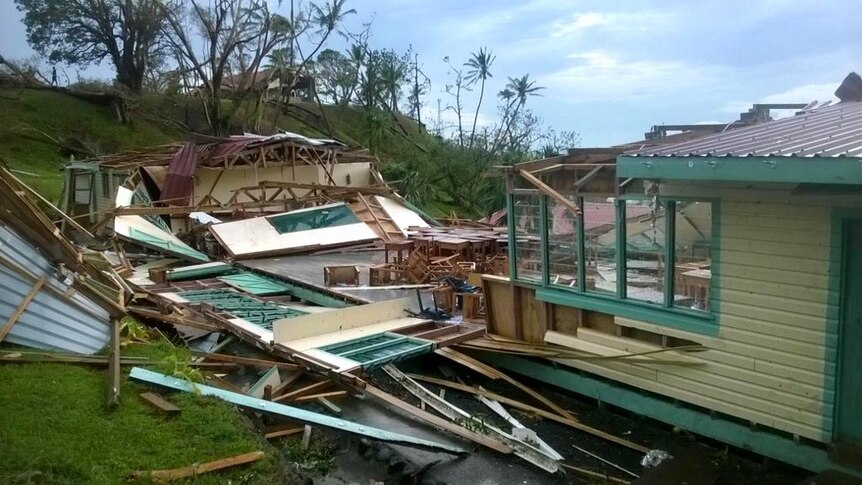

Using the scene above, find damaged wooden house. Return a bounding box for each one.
[481,87,862,474]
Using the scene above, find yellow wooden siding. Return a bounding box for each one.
[549,199,836,442]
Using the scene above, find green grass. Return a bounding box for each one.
[0,89,182,202]
[0,343,293,484]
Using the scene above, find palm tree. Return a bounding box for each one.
[491,74,544,155]
[464,47,495,147]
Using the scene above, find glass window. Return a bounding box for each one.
[512,192,542,282]
[547,196,579,288]
[267,204,360,233]
[583,197,617,294]
[673,201,712,311]
[625,201,665,304]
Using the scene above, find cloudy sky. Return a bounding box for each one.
[2,0,860,145]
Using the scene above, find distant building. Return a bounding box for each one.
[220,67,316,102]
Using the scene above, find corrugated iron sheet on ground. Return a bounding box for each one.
[0,225,110,354]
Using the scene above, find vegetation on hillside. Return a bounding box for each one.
[5,0,580,217]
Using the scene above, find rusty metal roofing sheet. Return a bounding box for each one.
[627,101,862,158]
[160,142,200,203]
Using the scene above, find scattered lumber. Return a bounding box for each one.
[130,367,465,455]
[382,365,560,473]
[363,384,510,455]
[139,392,181,415]
[560,463,631,484]
[292,390,347,403]
[572,444,639,478]
[191,352,303,372]
[408,373,650,454]
[274,380,332,403]
[264,426,304,440]
[434,348,578,422]
[128,450,265,482]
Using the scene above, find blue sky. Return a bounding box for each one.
[2,0,860,145]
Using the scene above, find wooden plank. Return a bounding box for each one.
[317,397,342,414]
[293,390,347,403]
[106,318,121,409]
[301,425,313,449]
[363,384,512,454]
[272,297,414,343]
[139,392,181,415]
[191,352,303,372]
[408,373,649,454]
[435,348,579,422]
[0,277,46,343]
[274,380,332,403]
[272,371,305,396]
[129,451,265,482]
[517,169,579,215]
[264,426,304,440]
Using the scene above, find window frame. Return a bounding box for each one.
[510,191,719,336]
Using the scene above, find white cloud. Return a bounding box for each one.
[550,10,675,38]
[539,51,726,103]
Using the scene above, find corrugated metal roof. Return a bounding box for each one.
[627,101,862,158]
[0,225,110,354]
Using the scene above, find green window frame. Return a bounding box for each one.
[507,192,719,336]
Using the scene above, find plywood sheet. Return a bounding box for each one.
[273,297,412,343]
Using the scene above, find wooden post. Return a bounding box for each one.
[106,318,121,408]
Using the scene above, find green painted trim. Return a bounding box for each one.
[616,199,626,298]
[710,201,722,319]
[477,353,860,475]
[828,207,862,442]
[539,195,550,286]
[124,228,210,263]
[664,201,676,308]
[507,194,518,280]
[577,197,586,292]
[618,155,862,185]
[537,286,719,336]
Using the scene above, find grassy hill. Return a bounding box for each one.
[0,88,437,207]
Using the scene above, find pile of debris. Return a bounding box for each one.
[0,137,659,483]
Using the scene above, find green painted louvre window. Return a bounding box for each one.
[320,332,432,369]
[218,272,293,296]
[128,228,210,263]
[267,205,360,234]
[180,289,305,329]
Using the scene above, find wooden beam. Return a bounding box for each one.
[0,277,45,343]
[264,426,304,440]
[292,390,347,403]
[409,374,649,454]
[273,380,332,403]
[106,318,121,408]
[517,169,580,215]
[573,166,604,191]
[139,392,181,415]
[128,451,265,482]
[191,352,303,372]
[434,348,579,422]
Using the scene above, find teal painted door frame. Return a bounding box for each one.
[835,218,862,452]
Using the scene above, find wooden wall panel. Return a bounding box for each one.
[484,197,839,443]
